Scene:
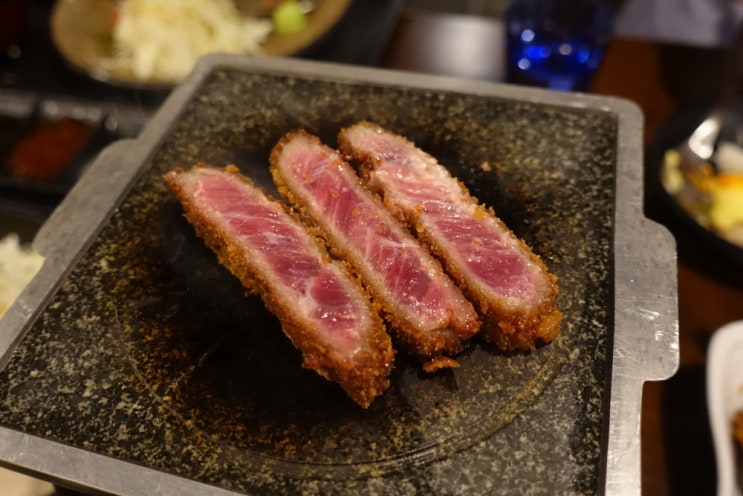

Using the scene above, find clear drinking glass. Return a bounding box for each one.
[505,0,615,92]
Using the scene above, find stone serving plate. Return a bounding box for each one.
[0,55,678,495]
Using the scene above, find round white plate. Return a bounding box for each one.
[707,320,743,496]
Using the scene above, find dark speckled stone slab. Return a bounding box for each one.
[0,57,621,495]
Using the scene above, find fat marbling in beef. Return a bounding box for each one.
[270,131,480,367]
[338,122,562,351]
[164,164,394,408]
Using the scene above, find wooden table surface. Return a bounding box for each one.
[380,9,743,495]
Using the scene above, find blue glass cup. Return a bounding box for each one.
[505,0,615,92]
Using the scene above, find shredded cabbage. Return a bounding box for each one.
[0,233,43,318]
[109,0,273,82]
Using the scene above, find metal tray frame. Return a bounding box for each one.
[0,54,679,495]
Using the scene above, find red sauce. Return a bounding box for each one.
[4,118,94,181]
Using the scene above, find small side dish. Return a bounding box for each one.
[662,141,743,248]
[3,117,94,181]
[51,0,351,87]
[707,320,743,496]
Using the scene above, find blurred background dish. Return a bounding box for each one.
[645,99,743,267]
[49,0,352,89]
[0,93,127,199]
[706,320,743,496]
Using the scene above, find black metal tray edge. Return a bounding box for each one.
[0,54,679,496]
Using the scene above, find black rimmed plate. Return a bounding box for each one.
[645,100,743,267]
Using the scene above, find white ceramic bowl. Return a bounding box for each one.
[707,320,743,496]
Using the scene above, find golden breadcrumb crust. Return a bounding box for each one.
[164,164,394,408]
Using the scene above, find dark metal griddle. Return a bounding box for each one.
[0,55,678,495]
